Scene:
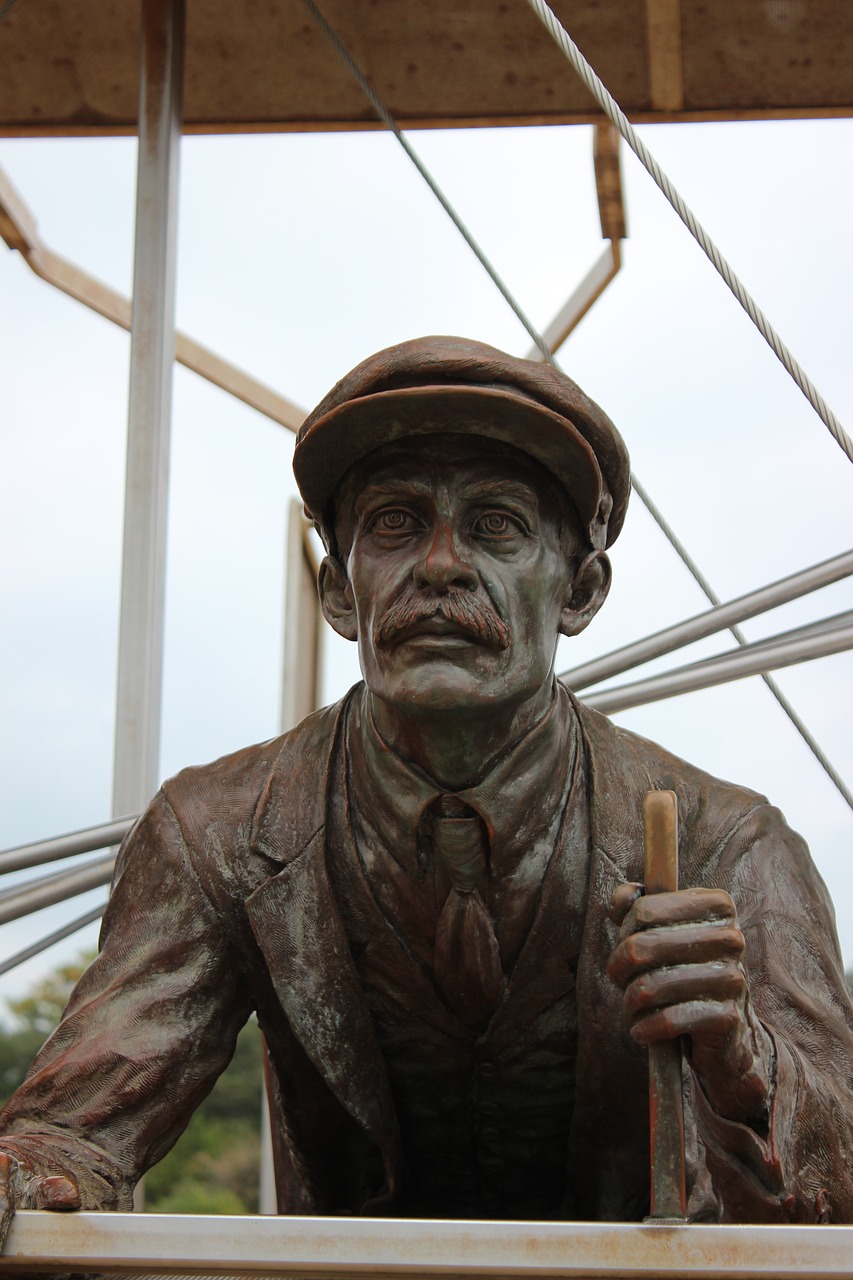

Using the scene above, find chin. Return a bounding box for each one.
[366,662,497,714]
[388,680,490,715]
[375,666,550,720]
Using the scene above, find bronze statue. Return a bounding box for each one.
[0,336,851,1231]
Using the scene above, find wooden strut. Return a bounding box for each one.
[642,789,688,1221]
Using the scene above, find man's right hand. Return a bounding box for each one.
[0,1152,80,1249]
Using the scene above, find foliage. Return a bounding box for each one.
[143,1020,263,1213]
[0,949,263,1213]
[0,954,93,1100]
[6,955,92,1038]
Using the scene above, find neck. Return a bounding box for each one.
[368,681,555,790]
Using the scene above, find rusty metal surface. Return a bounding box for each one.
[1,1,853,137]
[4,1212,853,1277]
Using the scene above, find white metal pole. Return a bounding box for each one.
[113,0,186,821]
[584,619,853,715]
[281,499,325,733]
[561,548,853,691]
[259,501,327,1213]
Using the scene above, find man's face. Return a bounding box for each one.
[322,436,591,719]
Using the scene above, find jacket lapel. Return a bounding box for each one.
[246,696,400,1177]
[567,697,657,1219]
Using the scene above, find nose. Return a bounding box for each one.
[414,522,478,592]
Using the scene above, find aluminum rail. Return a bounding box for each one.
[0,853,115,927]
[3,1212,853,1278]
[584,618,853,716]
[0,817,136,876]
[561,548,853,691]
[728,609,853,655]
[0,904,105,979]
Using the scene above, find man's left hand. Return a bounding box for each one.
[608,884,772,1127]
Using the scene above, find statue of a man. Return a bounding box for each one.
[1,336,851,1228]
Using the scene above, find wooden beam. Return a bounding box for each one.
[526,242,621,361]
[645,0,684,113]
[0,164,304,433]
[593,123,627,242]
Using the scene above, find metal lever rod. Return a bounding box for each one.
[642,790,687,1221]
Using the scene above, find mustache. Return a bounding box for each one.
[374,587,512,651]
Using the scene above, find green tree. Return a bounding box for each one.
[0,949,263,1213]
[143,1019,263,1213]
[0,954,93,1100]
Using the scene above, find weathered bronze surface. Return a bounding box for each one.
[0,336,851,1230]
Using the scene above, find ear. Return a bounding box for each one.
[559,550,611,638]
[318,557,358,641]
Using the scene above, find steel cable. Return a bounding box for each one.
[524,0,853,465]
[300,0,551,361]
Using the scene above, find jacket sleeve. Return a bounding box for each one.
[691,800,853,1224]
[0,790,253,1209]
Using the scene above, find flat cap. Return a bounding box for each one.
[293,336,630,549]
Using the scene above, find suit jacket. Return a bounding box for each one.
[2,688,853,1223]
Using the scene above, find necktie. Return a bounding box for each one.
[430,794,505,1028]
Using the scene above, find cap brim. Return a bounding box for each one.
[293,384,606,530]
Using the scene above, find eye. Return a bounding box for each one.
[370,508,420,534]
[473,510,524,539]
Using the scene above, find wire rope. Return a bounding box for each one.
[300,0,551,361]
[301,0,852,811]
[524,0,853,466]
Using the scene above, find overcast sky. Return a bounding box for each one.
[0,112,851,1004]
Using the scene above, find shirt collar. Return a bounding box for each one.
[347,681,578,879]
